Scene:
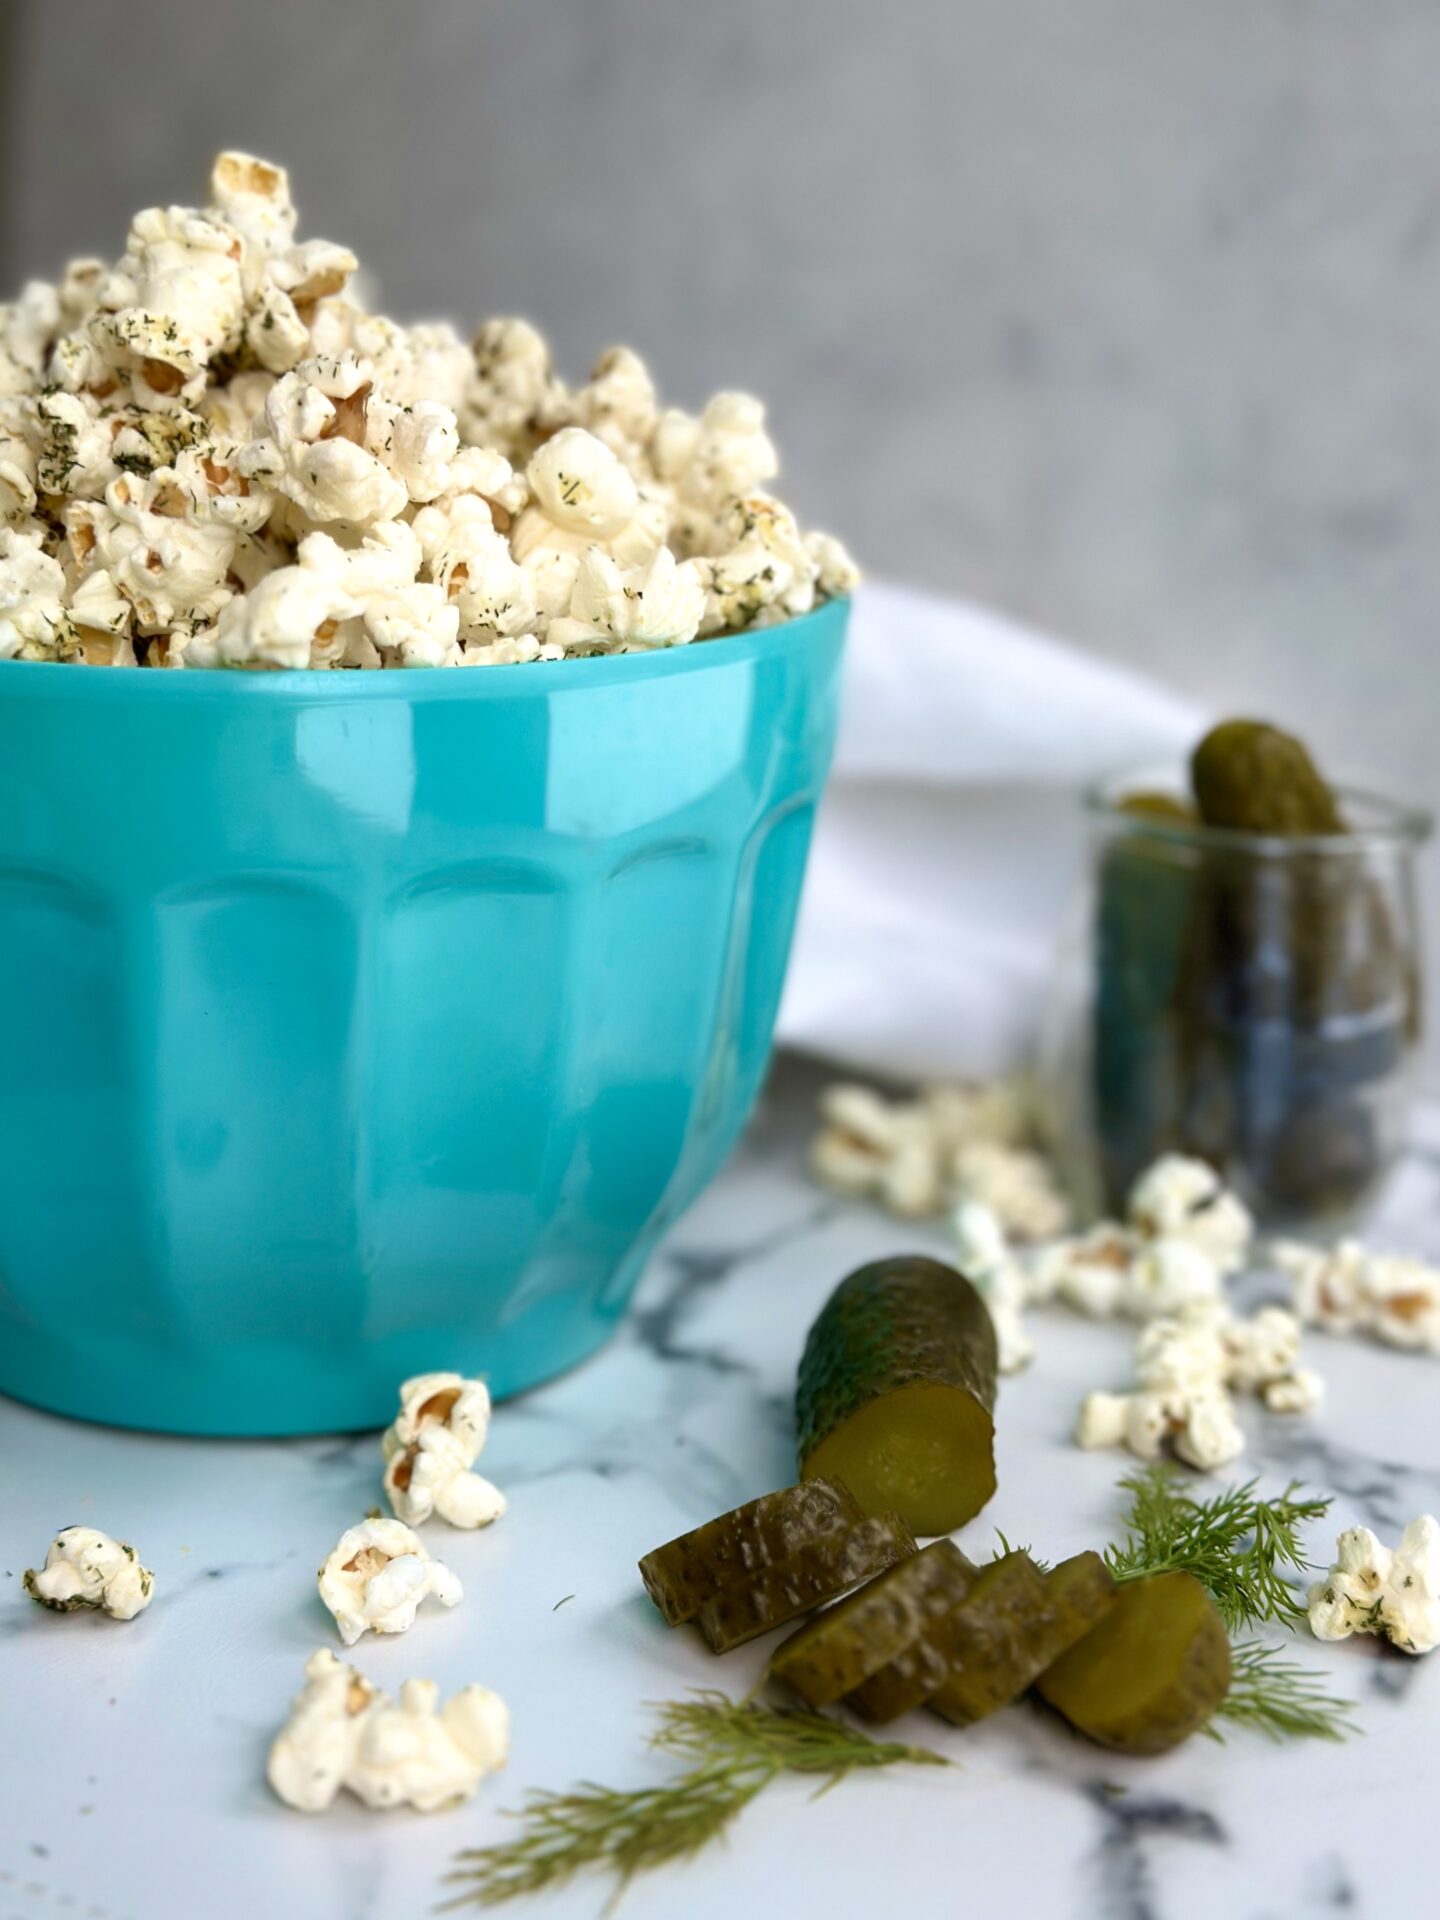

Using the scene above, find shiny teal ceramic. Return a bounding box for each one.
[0,600,846,1434]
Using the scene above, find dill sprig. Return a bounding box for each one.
[1103,1465,1330,1631]
[443,1692,945,1910]
[1210,1641,1357,1744]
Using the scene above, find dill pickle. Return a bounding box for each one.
[797,1257,998,1536]
[695,1512,916,1654]
[638,1478,862,1627]
[929,1550,1117,1727]
[1191,720,1345,837]
[768,1540,977,1707]
[1035,1570,1231,1755]
[847,1550,1045,1723]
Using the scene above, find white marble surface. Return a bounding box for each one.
[4,1058,1440,1920]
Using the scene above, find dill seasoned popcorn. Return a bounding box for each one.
[1308,1518,1440,1656]
[24,1525,154,1620]
[0,153,854,669]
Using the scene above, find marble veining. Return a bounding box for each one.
[3,1056,1438,1920]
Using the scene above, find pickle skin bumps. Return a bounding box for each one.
[769,1540,977,1708]
[639,1479,862,1628]
[796,1256,999,1536]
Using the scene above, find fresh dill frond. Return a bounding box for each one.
[650,1690,947,1778]
[1104,1465,1330,1631]
[1209,1641,1357,1744]
[443,1693,945,1910]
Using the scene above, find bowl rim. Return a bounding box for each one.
[0,595,850,703]
[1086,761,1433,855]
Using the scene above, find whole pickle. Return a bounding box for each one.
[639,1478,861,1627]
[847,1551,1047,1724]
[797,1257,998,1536]
[695,1512,916,1654]
[929,1550,1117,1727]
[1191,720,1345,837]
[769,1540,977,1707]
[1035,1570,1231,1755]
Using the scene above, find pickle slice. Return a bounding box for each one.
[848,1550,1045,1723]
[769,1540,976,1707]
[695,1512,916,1654]
[639,1478,862,1628]
[1036,1570,1232,1755]
[797,1257,998,1536]
[929,1551,1117,1727]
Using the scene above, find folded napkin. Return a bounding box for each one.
[777,579,1207,1081]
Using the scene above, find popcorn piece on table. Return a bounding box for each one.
[1075,1298,1322,1474]
[267,1648,509,1814]
[1277,1238,1440,1354]
[1308,1517,1440,1655]
[24,1526,154,1620]
[810,1081,947,1218]
[382,1371,507,1530]
[1127,1153,1253,1275]
[953,1199,1033,1374]
[1028,1222,1137,1317]
[318,1517,462,1644]
[953,1140,1071,1244]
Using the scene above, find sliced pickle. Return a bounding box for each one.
[797,1257,998,1536]
[769,1540,976,1707]
[929,1550,1117,1727]
[848,1550,1045,1723]
[1036,1570,1232,1755]
[638,1478,861,1628]
[695,1512,916,1654]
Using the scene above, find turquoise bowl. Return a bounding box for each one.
[0,600,846,1434]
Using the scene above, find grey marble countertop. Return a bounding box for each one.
[4,1058,1440,1920]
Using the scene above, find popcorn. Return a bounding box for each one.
[0,526,71,659]
[381,1371,507,1530]
[317,1517,463,1644]
[1308,1518,1440,1655]
[1127,1154,1253,1274]
[462,317,568,459]
[548,544,706,654]
[1278,1238,1440,1354]
[695,492,816,635]
[513,426,641,558]
[810,1081,947,1218]
[569,345,659,467]
[954,1140,1071,1244]
[267,1648,509,1814]
[1076,1297,1322,1474]
[24,1526,154,1620]
[0,154,852,670]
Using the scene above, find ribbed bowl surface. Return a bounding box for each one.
[0,600,846,1432]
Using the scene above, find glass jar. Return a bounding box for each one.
[1041,767,1432,1232]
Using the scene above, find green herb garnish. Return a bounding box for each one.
[1209,1640,1356,1743]
[1104,1465,1330,1630]
[443,1692,945,1910]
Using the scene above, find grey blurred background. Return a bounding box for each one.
[3,0,1438,1054]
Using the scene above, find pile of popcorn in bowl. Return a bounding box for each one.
[0,152,856,671]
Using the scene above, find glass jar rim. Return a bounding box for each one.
[1084,764,1433,857]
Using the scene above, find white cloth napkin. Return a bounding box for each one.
[777,579,1207,1081]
